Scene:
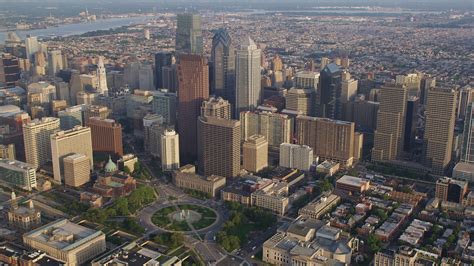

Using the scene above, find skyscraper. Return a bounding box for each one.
[58,105,83,130]
[177,54,209,163]
[242,135,268,173]
[154,52,173,89]
[461,102,474,164]
[152,89,177,125]
[424,87,457,175]
[87,117,123,156]
[372,83,408,162]
[240,111,293,149]
[48,50,64,77]
[0,53,21,88]
[201,97,231,119]
[50,126,93,183]
[197,116,241,178]
[63,153,91,187]
[176,13,203,54]
[235,37,261,115]
[83,105,110,125]
[23,117,60,168]
[161,129,180,171]
[25,36,40,62]
[403,96,419,152]
[279,143,313,171]
[96,56,108,95]
[286,88,314,116]
[316,63,342,119]
[211,28,235,101]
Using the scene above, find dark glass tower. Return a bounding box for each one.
[211,29,235,103]
[154,52,172,89]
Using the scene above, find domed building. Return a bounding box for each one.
[104,156,117,174]
[92,157,136,198]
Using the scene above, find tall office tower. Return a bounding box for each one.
[152,90,177,125]
[88,117,123,156]
[177,54,209,163]
[461,103,474,163]
[211,28,235,101]
[419,75,436,105]
[340,71,358,103]
[63,153,91,187]
[0,144,15,160]
[403,96,419,152]
[83,105,110,125]
[457,85,473,120]
[235,37,261,115]
[279,143,313,171]
[271,55,283,72]
[294,71,320,89]
[48,50,64,77]
[0,159,37,191]
[23,117,60,168]
[242,135,268,173]
[317,63,342,119]
[176,13,203,54]
[320,57,330,70]
[372,84,408,162]
[58,105,83,130]
[143,114,164,156]
[396,73,422,97]
[296,116,355,167]
[343,95,379,132]
[424,87,457,175]
[285,88,314,116]
[124,61,140,89]
[96,56,108,95]
[155,52,173,89]
[51,126,93,183]
[201,97,231,119]
[25,36,39,61]
[197,116,241,178]
[353,132,364,163]
[138,63,154,91]
[162,65,178,92]
[0,53,21,88]
[55,81,70,104]
[161,129,180,170]
[69,70,82,105]
[240,111,293,149]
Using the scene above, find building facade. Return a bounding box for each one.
[23,117,60,168]
[242,134,268,173]
[161,129,180,170]
[87,117,123,156]
[235,37,261,115]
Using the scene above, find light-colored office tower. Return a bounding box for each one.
[161,129,180,170]
[424,87,457,175]
[240,111,293,149]
[58,105,83,130]
[271,55,283,72]
[286,88,314,115]
[0,144,15,160]
[96,56,108,95]
[211,28,235,101]
[25,36,39,61]
[462,102,474,163]
[23,117,60,168]
[296,116,355,167]
[320,57,330,69]
[177,54,209,163]
[50,126,93,183]
[83,105,110,124]
[340,71,358,103]
[242,135,268,173]
[138,63,154,91]
[27,82,56,104]
[48,50,64,77]
[271,70,284,88]
[372,83,408,162]
[201,96,231,119]
[143,114,164,156]
[279,143,313,171]
[76,91,98,105]
[294,71,320,89]
[63,153,91,187]
[152,89,177,125]
[175,13,203,54]
[353,132,364,163]
[197,116,241,178]
[235,37,261,115]
[396,72,422,96]
[88,117,123,156]
[80,74,98,90]
[457,85,473,120]
[23,219,106,266]
[0,159,37,191]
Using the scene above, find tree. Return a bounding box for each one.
[123,166,131,174]
[114,197,130,216]
[170,232,184,248]
[367,234,382,254]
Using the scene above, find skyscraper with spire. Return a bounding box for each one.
[235,37,261,115]
[96,56,108,95]
[211,28,235,103]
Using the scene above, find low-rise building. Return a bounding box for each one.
[0,159,37,191]
[335,175,370,194]
[117,154,138,173]
[298,194,341,219]
[251,182,289,215]
[7,192,41,230]
[316,160,340,176]
[173,165,226,197]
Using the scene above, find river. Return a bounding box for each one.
[0,16,154,43]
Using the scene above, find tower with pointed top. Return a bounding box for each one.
[211,28,235,103]
[235,36,261,115]
[96,56,108,95]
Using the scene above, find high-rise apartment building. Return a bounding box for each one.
[316,63,342,119]
[372,83,408,162]
[201,97,231,119]
[296,116,355,167]
[58,105,83,130]
[177,54,209,163]
[176,13,203,54]
[23,117,60,168]
[279,143,313,171]
[424,87,457,175]
[240,111,293,149]
[63,153,91,187]
[0,159,37,191]
[152,89,177,125]
[88,117,123,156]
[211,28,235,102]
[242,135,268,173]
[154,52,173,89]
[50,126,93,183]
[197,116,241,178]
[0,144,15,160]
[461,102,474,163]
[161,129,180,170]
[235,37,261,115]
